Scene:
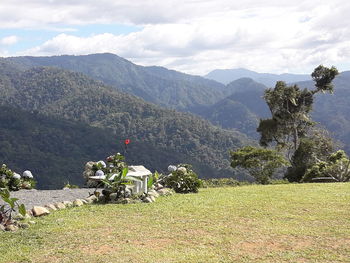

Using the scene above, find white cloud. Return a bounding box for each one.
[5,0,350,74]
[0,35,19,45]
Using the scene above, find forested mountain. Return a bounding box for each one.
[205,68,311,86]
[0,106,231,189]
[6,53,227,110]
[0,65,251,188]
[191,78,269,137]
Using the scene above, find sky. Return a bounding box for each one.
[1,0,350,75]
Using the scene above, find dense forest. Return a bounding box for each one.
[0,64,251,188]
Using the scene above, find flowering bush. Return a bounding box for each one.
[160,164,201,193]
[0,164,36,191]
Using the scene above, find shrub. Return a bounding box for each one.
[161,164,201,193]
[0,164,36,191]
[0,188,26,226]
[303,150,350,182]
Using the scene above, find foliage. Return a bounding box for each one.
[0,188,26,226]
[230,146,289,184]
[0,65,250,188]
[285,128,335,182]
[147,171,160,190]
[63,182,79,189]
[257,65,339,160]
[101,167,141,200]
[303,150,350,182]
[0,164,35,191]
[161,164,201,193]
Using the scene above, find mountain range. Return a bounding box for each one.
[1,53,350,188]
[204,68,311,87]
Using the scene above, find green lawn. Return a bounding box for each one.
[1,183,350,263]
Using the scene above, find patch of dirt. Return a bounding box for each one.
[131,238,174,250]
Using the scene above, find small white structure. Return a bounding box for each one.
[88,165,152,194]
[127,165,152,194]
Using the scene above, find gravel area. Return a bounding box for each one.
[0,188,99,209]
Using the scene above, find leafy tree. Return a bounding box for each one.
[230,146,289,184]
[257,65,338,160]
[302,150,350,182]
[285,128,335,182]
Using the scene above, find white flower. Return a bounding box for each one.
[13,173,21,180]
[97,160,107,168]
[168,165,177,172]
[23,170,34,179]
[95,170,105,177]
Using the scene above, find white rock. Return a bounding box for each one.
[22,170,33,179]
[63,201,73,207]
[54,202,66,210]
[45,204,57,211]
[73,199,84,207]
[32,206,50,217]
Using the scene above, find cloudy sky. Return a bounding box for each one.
[1,0,350,75]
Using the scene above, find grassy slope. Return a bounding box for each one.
[1,183,350,263]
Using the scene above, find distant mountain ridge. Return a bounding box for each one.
[6,53,227,110]
[204,68,311,86]
[0,62,251,188]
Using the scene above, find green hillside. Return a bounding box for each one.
[0,66,250,187]
[7,53,227,110]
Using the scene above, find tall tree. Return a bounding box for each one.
[257,65,338,160]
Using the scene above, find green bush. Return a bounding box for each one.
[161,164,201,193]
[0,164,36,191]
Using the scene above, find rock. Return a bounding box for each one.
[155,183,164,190]
[148,190,159,198]
[54,202,66,210]
[32,206,50,217]
[143,197,153,203]
[45,204,57,211]
[84,195,97,204]
[150,196,156,202]
[18,223,30,229]
[0,224,5,232]
[26,209,33,217]
[28,221,36,225]
[98,195,107,203]
[124,188,132,198]
[5,224,18,232]
[109,193,119,201]
[63,201,73,207]
[73,199,84,207]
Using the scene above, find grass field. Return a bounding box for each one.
[1,183,350,263]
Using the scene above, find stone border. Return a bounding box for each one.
[1,186,174,232]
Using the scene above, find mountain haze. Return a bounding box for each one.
[205,68,311,87]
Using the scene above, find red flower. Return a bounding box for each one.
[124,139,130,145]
